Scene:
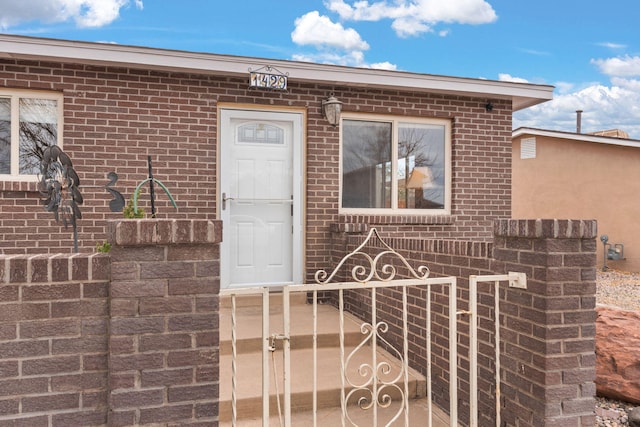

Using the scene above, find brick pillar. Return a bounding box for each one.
[107,219,222,426]
[493,219,597,427]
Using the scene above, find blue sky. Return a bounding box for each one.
[2,0,640,138]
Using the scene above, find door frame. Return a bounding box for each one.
[217,105,305,289]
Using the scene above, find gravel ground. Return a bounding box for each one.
[595,269,640,426]
[597,270,640,311]
[596,396,636,427]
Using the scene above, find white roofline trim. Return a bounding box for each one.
[0,34,553,111]
[513,127,640,148]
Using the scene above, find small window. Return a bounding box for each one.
[237,122,284,145]
[340,115,451,214]
[0,90,63,180]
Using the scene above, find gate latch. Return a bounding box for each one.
[268,334,290,352]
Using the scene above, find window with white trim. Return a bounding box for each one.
[0,90,63,180]
[340,115,451,213]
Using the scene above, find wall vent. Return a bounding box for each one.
[520,137,536,159]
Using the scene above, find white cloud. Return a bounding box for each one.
[554,81,575,95]
[520,48,550,56]
[391,16,429,38]
[325,0,497,37]
[514,53,640,139]
[291,11,396,69]
[597,42,627,50]
[0,0,142,29]
[370,61,397,70]
[498,73,529,83]
[514,80,640,139]
[292,11,369,51]
[592,55,640,77]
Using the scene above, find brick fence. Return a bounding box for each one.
[0,218,596,426]
[0,219,222,427]
[0,252,111,426]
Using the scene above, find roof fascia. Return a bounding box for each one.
[0,34,553,111]
[513,127,640,148]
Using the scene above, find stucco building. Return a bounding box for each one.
[513,127,640,271]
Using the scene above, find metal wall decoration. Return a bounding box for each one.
[38,146,84,253]
[39,146,125,253]
[248,65,288,92]
[105,171,125,213]
[132,155,177,217]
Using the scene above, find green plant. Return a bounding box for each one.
[95,241,111,253]
[123,189,145,218]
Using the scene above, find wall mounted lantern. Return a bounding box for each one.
[322,93,343,127]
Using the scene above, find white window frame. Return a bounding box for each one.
[0,89,64,182]
[339,113,452,215]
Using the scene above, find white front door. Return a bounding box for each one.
[220,109,303,289]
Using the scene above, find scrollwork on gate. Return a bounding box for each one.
[343,321,407,425]
[314,227,430,284]
[313,227,431,425]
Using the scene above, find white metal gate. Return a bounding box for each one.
[220,229,527,426]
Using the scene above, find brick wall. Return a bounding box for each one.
[108,219,221,426]
[0,219,221,427]
[0,58,513,282]
[331,218,597,427]
[0,253,111,426]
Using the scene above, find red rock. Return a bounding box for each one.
[596,306,640,404]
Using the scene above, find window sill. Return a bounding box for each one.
[0,179,40,193]
[337,213,454,226]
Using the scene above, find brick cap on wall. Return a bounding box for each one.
[494,219,597,239]
[107,219,222,246]
[0,253,110,283]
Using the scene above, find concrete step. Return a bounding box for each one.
[219,295,365,355]
[220,291,308,309]
[218,397,450,427]
[218,345,427,421]
[218,293,429,423]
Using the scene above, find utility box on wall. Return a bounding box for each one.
[607,243,624,260]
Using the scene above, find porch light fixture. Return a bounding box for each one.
[322,93,343,127]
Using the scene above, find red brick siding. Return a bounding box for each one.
[0,253,110,426]
[0,59,512,282]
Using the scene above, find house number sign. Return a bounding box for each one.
[248,65,288,91]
